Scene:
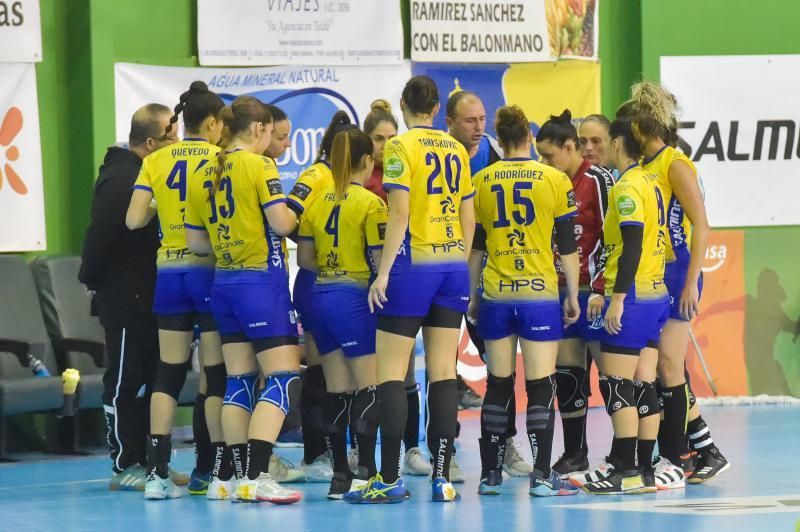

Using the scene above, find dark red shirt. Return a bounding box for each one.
[364,166,387,202]
[556,159,615,290]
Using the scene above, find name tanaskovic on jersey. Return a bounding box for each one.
[417,137,459,150]
[171,146,211,158]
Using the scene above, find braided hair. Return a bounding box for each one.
[165,81,224,137]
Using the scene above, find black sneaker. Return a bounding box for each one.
[688,448,730,484]
[637,468,657,493]
[457,375,483,409]
[552,452,590,479]
[327,472,355,500]
[478,470,503,495]
[582,469,644,495]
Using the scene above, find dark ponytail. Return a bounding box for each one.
[401,75,439,115]
[330,129,373,202]
[535,109,579,147]
[165,80,224,137]
[609,119,642,160]
[210,97,272,201]
[316,110,353,163]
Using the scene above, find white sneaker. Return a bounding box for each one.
[301,454,333,483]
[206,477,233,500]
[569,458,614,487]
[348,449,359,475]
[654,457,686,490]
[503,438,532,477]
[449,456,465,484]
[402,447,432,476]
[144,473,183,500]
[269,454,306,483]
[236,473,302,504]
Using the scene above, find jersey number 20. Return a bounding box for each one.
[425,152,461,195]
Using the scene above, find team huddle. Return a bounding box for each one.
[124,74,729,505]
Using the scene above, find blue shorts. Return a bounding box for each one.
[379,268,469,317]
[478,299,564,342]
[293,268,316,331]
[312,286,376,358]
[664,258,704,321]
[561,291,604,342]
[210,271,297,340]
[599,297,670,352]
[153,268,214,316]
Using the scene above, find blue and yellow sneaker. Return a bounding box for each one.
[188,469,211,495]
[529,469,579,497]
[432,477,461,502]
[343,473,406,504]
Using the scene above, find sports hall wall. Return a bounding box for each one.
[32,0,799,397]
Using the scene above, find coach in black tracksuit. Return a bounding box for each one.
[79,104,175,482]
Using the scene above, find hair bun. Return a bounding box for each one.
[370,99,392,114]
[555,109,572,123]
[189,81,209,94]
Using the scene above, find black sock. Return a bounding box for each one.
[193,393,213,473]
[301,365,327,464]
[561,416,587,456]
[246,439,274,480]
[323,391,352,476]
[615,437,637,471]
[638,439,656,472]
[403,384,420,449]
[427,379,459,481]
[211,441,233,481]
[505,378,518,439]
[147,434,171,478]
[378,381,407,484]
[352,386,379,478]
[481,373,514,475]
[658,383,689,462]
[687,415,718,453]
[526,375,556,477]
[230,443,248,480]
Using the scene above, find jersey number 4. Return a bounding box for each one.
[491,182,535,228]
[325,205,341,247]
[166,161,188,201]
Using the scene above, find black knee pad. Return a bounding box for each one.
[322,392,352,433]
[634,380,660,418]
[598,375,635,416]
[684,370,697,408]
[482,373,514,436]
[204,363,227,399]
[153,360,189,400]
[525,375,556,432]
[555,366,587,413]
[351,385,379,437]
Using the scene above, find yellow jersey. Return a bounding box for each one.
[185,149,289,276]
[474,158,576,302]
[641,145,698,263]
[382,126,474,272]
[602,164,667,300]
[287,161,334,215]
[298,183,387,288]
[134,138,218,269]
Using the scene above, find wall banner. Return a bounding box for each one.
[0,0,42,62]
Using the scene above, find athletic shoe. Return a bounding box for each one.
[326,472,369,500]
[269,454,306,483]
[458,375,484,409]
[206,477,234,500]
[552,452,590,479]
[169,468,190,487]
[478,470,503,495]
[582,469,644,495]
[654,456,685,490]
[236,473,301,504]
[688,448,730,484]
[109,464,147,491]
[636,468,658,494]
[301,454,333,483]
[431,476,461,502]
[569,457,613,487]
[188,469,211,495]
[343,473,406,504]
[449,456,465,484]
[274,426,304,448]
[677,451,697,477]
[402,446,432,476]
[503,438,532,477]
[529,469,579,497]
[144,473,183,500]
[348,448,359,475]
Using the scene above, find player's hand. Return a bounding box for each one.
[679,280,700,321]
[368,273,389,313]
[467,298,480,325]
[563,295,580,326]
[587,293,605,321]
[604,298,624,335]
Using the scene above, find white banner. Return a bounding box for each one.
[0,0,42,62]
[114,62,411,192]
[197,0,403,66]
[0,63,45,251]
[662,55,800,228]
[410,0,598,63]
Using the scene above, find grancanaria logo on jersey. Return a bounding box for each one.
[507,228,525,247]
[440,196,456,214]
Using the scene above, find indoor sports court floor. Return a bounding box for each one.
[1,405,798,532]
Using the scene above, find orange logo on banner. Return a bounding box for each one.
[0,107,28,195]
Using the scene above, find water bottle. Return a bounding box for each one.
[28,354,51,377]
